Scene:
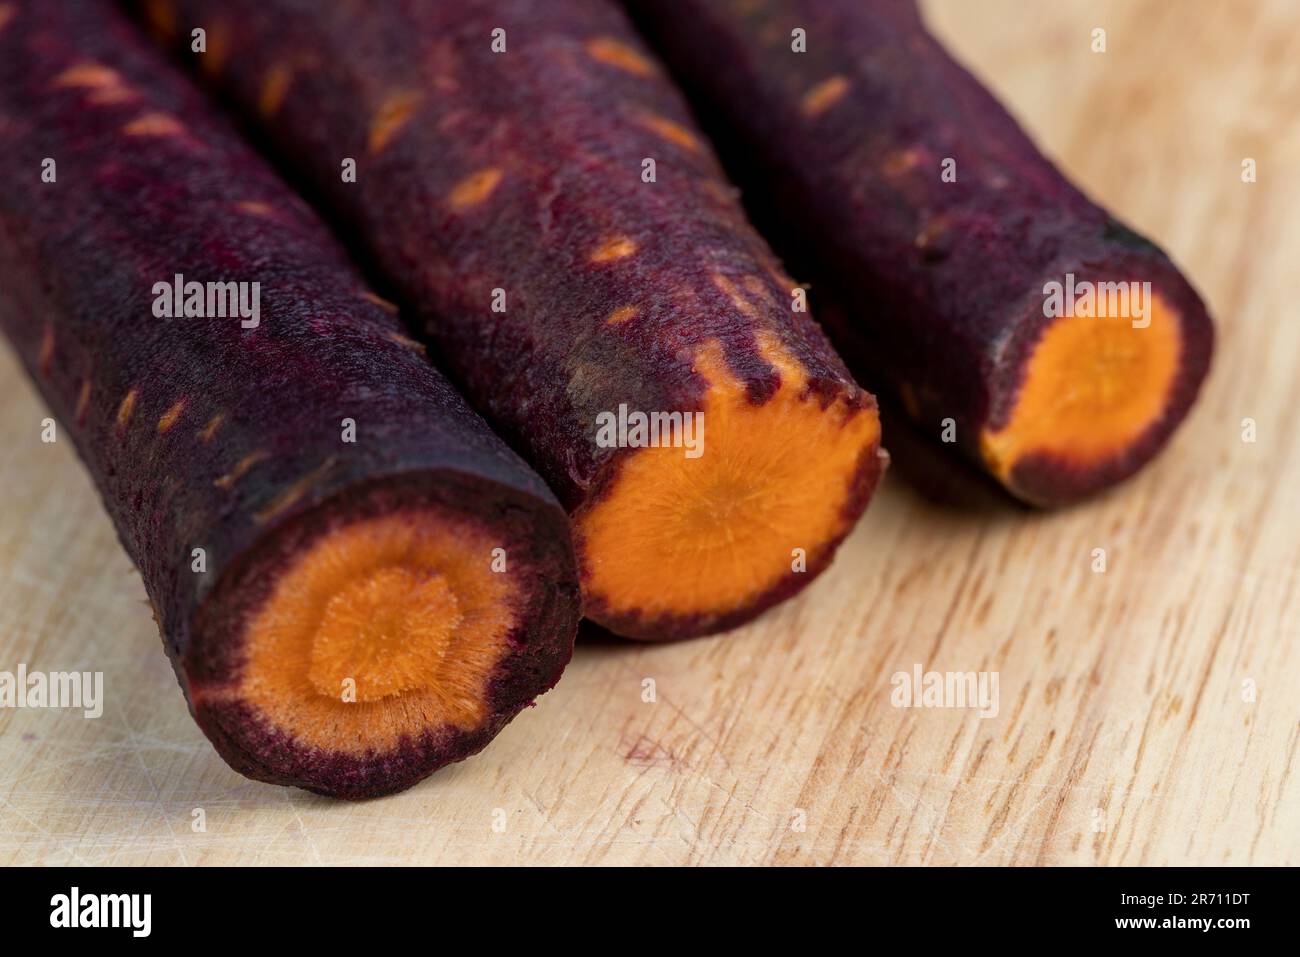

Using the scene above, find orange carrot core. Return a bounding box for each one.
[306,566,462,702]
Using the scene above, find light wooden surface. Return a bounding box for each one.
[1,0,1297,866]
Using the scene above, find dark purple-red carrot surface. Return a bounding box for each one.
[0,0,580,799]
[626,0,1214,506]
[137,0,886,641]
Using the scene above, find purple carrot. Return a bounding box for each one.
[627,0,1214,506]
[0,0,580,799]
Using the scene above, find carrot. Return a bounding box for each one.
[0,0,580,798]
[140,0,886,639]
[626,0,1215,506]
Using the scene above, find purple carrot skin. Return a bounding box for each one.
[626,0,1214,507]
[0,0,580,799]
[143,0,886,640]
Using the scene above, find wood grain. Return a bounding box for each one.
[1,0,1296,865]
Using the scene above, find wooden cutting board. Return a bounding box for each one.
[1,0,1296,865]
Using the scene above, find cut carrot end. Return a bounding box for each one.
[216,510,517,753]
[981,290,1182,487]
[577,338,880,635]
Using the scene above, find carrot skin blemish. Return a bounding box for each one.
[367,90,421,154]
[256,61,291,116]
[585,35,657,77]
[588,235,638,263]
[146,0,886,641]
[157,399,185,433]
[447,168,503,210]
[122,110,186,137]
[627,0,1214,506]
[0,1,579,798]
